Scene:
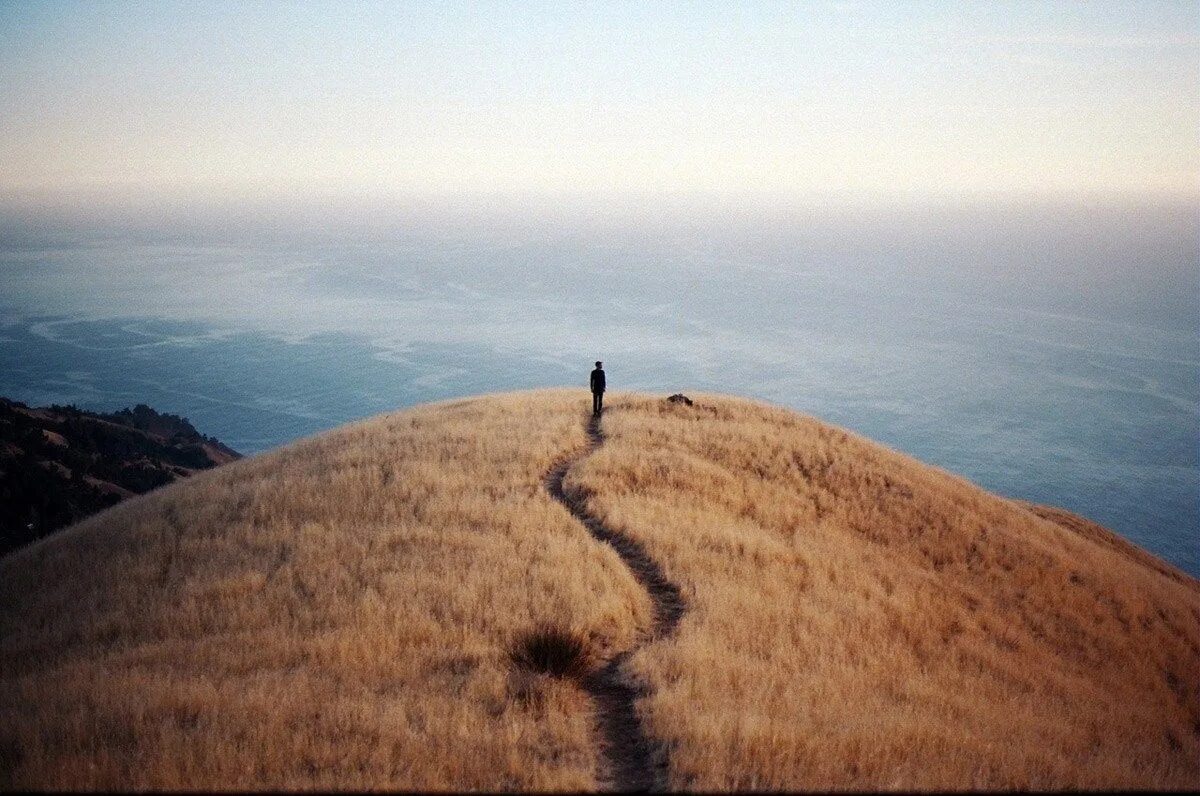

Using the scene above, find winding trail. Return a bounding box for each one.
[544,412,686,792]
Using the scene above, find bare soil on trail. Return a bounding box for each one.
[544,412,686,792]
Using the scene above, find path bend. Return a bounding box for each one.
[544,412,686,792]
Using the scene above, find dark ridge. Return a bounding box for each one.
[0,397,240,556]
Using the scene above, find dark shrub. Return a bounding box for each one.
[511,625,595,679]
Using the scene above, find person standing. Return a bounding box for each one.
[590,361,606,416]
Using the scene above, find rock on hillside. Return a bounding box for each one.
[0,397,240,555]
[0,390,1195,791]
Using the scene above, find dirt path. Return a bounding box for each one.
[544,412,686,792]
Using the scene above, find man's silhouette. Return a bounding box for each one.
[590,361,606,416]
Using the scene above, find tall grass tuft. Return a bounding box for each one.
[512,626,596,680]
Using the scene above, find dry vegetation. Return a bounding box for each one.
[2,389,1197,790]
[0,391,651,790]
[571,393,1200,790]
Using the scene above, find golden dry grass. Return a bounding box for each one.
[2,389,1197,790]
[0,391,651,790]
[571,393,1200,790]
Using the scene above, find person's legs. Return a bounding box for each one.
[592,392,601,415]
[597,392,603,415]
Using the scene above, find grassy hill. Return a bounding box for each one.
[0,390,1196,790]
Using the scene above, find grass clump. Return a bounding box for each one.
[512,625,597,680]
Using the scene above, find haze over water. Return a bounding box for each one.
[1,198,1197,574]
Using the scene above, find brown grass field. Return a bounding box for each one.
[1,389,1197,790]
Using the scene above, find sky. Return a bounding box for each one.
[0,1,1197,208]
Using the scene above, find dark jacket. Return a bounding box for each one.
[590,368,606,394]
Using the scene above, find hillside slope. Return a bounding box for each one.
[0,398,240,555]
[1,390,1196,790]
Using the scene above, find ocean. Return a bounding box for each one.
[2,199,1196,574]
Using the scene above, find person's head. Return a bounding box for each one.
[595,361,602,368]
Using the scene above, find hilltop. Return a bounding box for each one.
[0,390,1195,790]
[0,398,240,555]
